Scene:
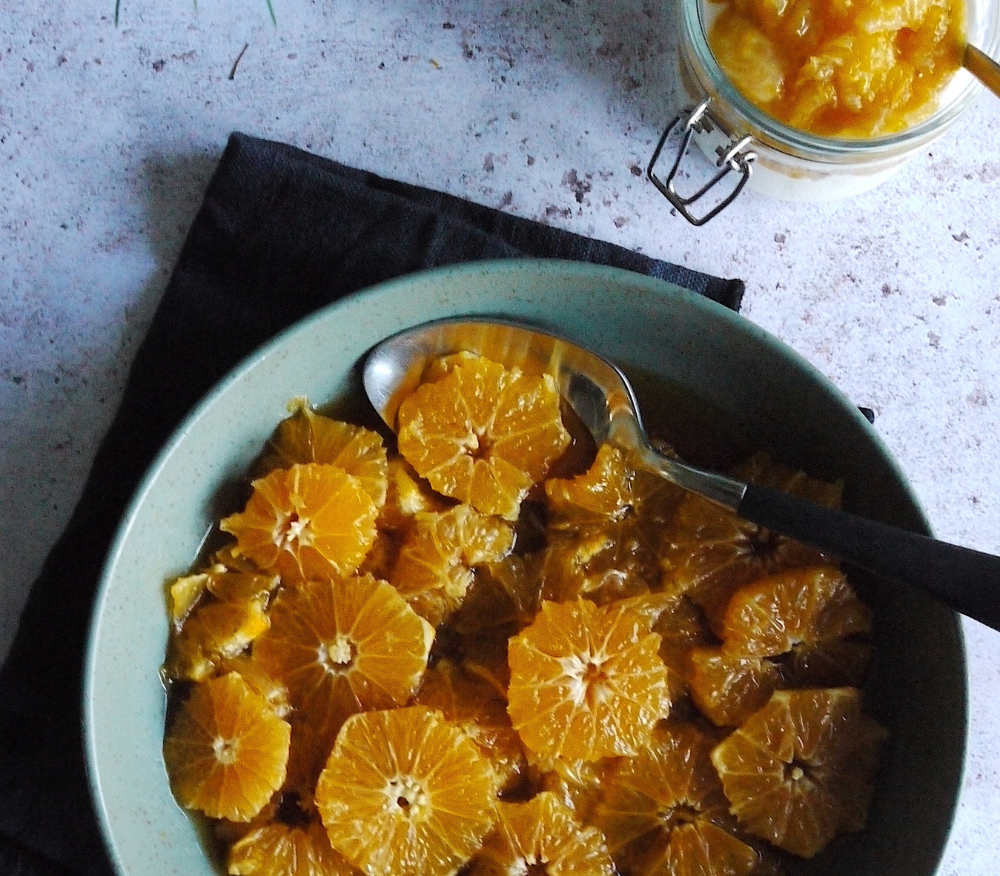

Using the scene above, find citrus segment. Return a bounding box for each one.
[711,687,888,858]
[396,352,570,519]
[315,706,498,876]
[165,570,274,682]
[688,647,782,728]
[251,573,434,739]
[163,672,291,822]
[415,659,527,792]
[221,463,380,584]
[589,720,758,876]
[257,399,389,507]
[721,565,873,686]
[542,445,682,604]
[507,599,672,761]
[229,819,359,876]
[469,791,615,876]
[388,504,515,626]
[661,456,842,633]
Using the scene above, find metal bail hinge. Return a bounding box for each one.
[647,99,758,226]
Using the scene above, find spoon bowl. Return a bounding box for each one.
[364,316,1000,632]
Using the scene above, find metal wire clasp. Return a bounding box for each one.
[647,99,757,226]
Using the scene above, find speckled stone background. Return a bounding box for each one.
[1,0,998,871]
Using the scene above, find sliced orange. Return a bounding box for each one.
[228,819,359,876]
[526,752,609,819]
[539,521,661,604]
[396,352,570,519]
[415,658,527,793]
[721,565,873,687]
[221,463,380,585]
[378,455,448,532]
[711,687,888,858]
[163,672,291,822]
[450,552,544,638]
[315,706,498,876]
[507,599,672,761]
[469,791,615,876]
[660,456,842,634]
[589,719,758,876]
[165,570,274,682]
[545,443,635,520]
[541,444,682,604]
[256,398,389,507]
[251,572,434,741]
[388,504,515,626]
[688,647,783,728]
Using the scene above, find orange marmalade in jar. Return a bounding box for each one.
[708,0,967,137]
[647,0,999,223]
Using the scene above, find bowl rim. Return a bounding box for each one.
[82,256,968,876]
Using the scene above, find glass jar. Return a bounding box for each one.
[648,0,1000,224]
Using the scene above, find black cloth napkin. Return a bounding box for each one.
[0,131,745,876]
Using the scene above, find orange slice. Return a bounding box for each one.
[415,658,527,793]
[688,647,783,728]
[163,672,291,822]
[221,463,380,585]
[688,566,872,727]
[229,820,359,876]
[711,687,888,858]
[589,720,759,876]
[378,455,448,532]
[396,352,570,519]
[469,791,615,876]
[315,706,498,876]
[507,599,672,761]
[251,572,434,740]
[541,444,683,604]
[388,504,515,626]
[256,398,389,507]
[721,565,873,686]
[165,569,275,682]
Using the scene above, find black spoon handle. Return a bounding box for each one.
[739,483,1000,632]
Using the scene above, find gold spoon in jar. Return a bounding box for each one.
[964,45,1000,98]
[363,317,1000,632]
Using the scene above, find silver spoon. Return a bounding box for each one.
[363,317,1000,632]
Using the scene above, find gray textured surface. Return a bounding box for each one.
[1,1,998,872]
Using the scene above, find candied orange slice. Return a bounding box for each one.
[507,599,672,761]
[163,672,291,822]
[469,791,615,876]
[589,720,759,876]
[257,399,389,507]
[396,352,570,519]
[711,687,888,858]
[389,504,515,626]
[661,454,842,634]
[221,463,380,585]
[229,819,358,876]
[316,706,498,876]
[415,658,527,793]
[251,572,434,740]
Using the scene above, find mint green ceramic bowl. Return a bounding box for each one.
[84,258,966,876]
